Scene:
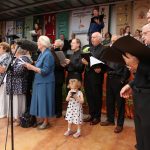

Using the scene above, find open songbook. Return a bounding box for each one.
[90,56,105,68]
[102,35,150,65]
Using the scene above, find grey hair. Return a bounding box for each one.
[38,35,51,48]
[142,23,150,32]
[55,39,64,47]
[17,47,28,55]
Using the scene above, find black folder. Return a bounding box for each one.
[81,52,91,62]
[102,35,150,64]
[102,46,126,65]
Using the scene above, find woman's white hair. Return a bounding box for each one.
[38,35,51,48]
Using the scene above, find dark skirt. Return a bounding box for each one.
[30,82,55,118]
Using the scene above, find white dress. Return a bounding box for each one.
[0,53,11,118]
[65,91,83,125]
[7,95,26,120]
[0,82,7,118]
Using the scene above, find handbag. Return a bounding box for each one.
[20,112,36,128]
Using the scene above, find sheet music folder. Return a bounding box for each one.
[55,51,66,65]
[81,52,91,62]
[90,56,105,69]
[102,35,150,64]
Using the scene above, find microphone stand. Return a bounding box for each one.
[1,45,20,150]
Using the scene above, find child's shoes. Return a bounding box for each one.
[64,130,73,136]
[73,132,81,138]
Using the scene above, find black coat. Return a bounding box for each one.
[129,61,150,89]
[66,50,84,82]
[84,43,107,84]
[107,62,130,84]
[51,48,65,85]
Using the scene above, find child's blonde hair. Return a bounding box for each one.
[67,79,81,89]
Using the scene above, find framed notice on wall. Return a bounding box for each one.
[71,8,92,34]
[6,21,15,36]
[56,12,69,39]
[16,19,24,38]
[24,16,33,40]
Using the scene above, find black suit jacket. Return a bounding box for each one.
[84,43,107,84]
[129,61,150,89]
[51,49,65,84]
[107,62,130,84]
[62,39,70,53]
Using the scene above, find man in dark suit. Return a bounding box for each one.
[100,62,130,133]
[120,23,150,150]
[82,32,106,125]
[100,35,130,133]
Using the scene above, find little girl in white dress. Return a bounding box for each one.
[64,79,84,138]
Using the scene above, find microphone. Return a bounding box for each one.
[17,39,38,52]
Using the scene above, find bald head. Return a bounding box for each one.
[91,32,102,46]
[142,23,150,45]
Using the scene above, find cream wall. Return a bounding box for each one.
[133,0,150,32]
[115,2,133,34]
[110,0,150,35]
[110,5,117,34]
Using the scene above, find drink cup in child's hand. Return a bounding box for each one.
[71,91,76,98]
[67,91,75,99]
